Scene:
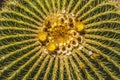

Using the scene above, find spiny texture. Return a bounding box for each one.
[0,0,120,80]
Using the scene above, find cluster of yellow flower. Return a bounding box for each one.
[38,10,85,56]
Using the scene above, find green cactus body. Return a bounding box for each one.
[0,0,120,80]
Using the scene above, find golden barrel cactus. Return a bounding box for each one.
[0,0,120,80]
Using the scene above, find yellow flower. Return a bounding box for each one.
[47,42,56,52]
[75,22,85,32]
[38,32,48,42]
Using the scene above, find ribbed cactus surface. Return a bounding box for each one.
[0,0,120,80]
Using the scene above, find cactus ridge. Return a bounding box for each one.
[0,0,120,80]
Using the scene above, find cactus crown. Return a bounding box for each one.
[0,0,120,80]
